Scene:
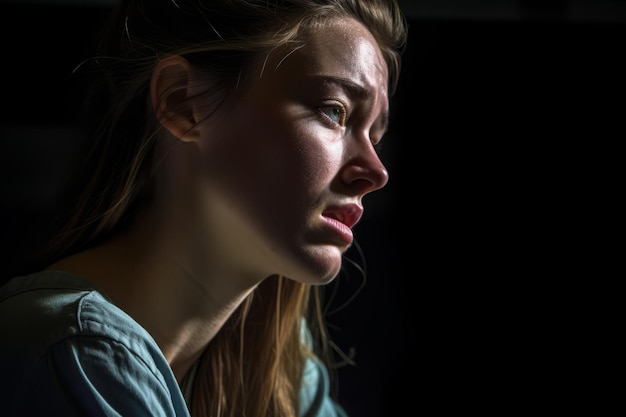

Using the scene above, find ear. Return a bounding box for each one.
[150,55,201,142]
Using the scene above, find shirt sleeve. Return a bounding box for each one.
[20,335,188,417]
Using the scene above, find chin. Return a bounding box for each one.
[298,251,344,286]
[273,240,345,285]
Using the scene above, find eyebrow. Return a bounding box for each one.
[307,74,390,132]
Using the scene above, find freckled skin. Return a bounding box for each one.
[194,17,390,285]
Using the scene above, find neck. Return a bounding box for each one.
[47,211,262,383]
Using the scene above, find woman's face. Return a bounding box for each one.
[195,17,390,285]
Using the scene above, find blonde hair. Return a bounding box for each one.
[42,1,408,416]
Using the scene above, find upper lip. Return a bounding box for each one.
[322,203,363,229]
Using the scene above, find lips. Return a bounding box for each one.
[321,204,363,229]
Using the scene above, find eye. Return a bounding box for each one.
[319,103,346,126]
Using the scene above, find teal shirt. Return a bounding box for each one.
[0,270,347,416]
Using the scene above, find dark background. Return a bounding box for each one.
[1,0,625,415]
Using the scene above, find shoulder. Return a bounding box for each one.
[0,269,158,364]
[299,355,349,417]
[298,318,349,417]
[0,270,189,416]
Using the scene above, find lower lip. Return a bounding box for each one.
[321,216,354,245]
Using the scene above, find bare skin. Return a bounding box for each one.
[48,16,390,383]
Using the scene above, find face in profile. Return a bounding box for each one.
[192,16,390,285]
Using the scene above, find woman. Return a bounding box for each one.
[0,0,407,416]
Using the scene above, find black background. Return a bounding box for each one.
[1,0,625,415]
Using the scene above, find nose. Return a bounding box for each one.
[340,139,389,195]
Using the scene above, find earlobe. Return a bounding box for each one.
[150,55,199,142]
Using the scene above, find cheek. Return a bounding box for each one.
[228,106,334,193]
[290,125,337,190]
[197,95,342,231]
[236,119,301,189]
[261,121,340,204]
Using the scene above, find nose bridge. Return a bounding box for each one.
[341,129,389,193]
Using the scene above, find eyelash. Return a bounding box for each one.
[318,102,347,126]
[318,102,385,152]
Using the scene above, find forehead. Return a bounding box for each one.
[260,17,389,95]
[294,17,389,87]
